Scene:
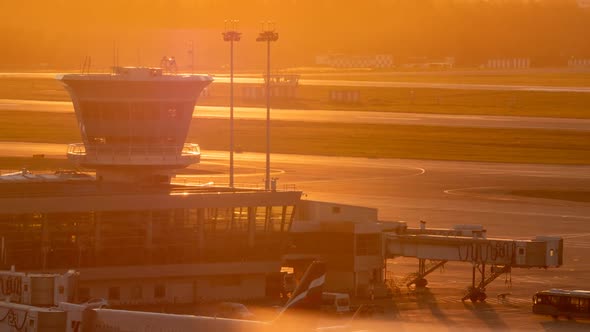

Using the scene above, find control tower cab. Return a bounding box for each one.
[57,67,213,183]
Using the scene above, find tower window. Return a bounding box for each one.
[131,285,143,300]
[108,287,120,300]
[154,284,166,298]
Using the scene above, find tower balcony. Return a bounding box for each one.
[67,143,200,168]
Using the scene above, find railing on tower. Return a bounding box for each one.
[67,143,200,165]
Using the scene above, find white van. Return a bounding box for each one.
[321,292,351,314]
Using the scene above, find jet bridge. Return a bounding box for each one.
[385,223,563,302]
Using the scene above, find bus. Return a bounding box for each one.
[532,289,590,319]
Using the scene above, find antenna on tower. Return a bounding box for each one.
[188,41,194,74]
[112,41,120,73]
[112,41,116,73]
[80,56,92,74]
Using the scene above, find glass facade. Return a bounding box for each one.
[0,205,296,270]
[79,100,194,151]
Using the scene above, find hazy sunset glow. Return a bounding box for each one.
[1,0,589,70]
[1,1,590,331]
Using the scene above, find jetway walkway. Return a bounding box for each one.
[385,223,563,302]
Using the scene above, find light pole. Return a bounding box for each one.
[256,25,278,191]
[188,40,194,74]
[223,20,241,188]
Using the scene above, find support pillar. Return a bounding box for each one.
[248,207,256,249]
[94,212,102,265]
[145,211,153,264]
[41,214,50,271]
[197,209,205,257]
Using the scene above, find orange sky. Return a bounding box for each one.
[0,0,588,70]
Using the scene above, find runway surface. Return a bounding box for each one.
[2,71,590,93]
[299,79,590,93]
[2,98,590,131]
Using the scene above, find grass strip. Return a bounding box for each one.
[0,111,589,165]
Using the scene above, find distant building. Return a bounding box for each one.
[242,74,300,100]
[484,58,530,69]
[329,90,360,104]
[400,56,455,70]
[568,57,590,67]
[315,54,393,69]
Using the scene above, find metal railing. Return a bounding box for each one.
[67,143,200,165]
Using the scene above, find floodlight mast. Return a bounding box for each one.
[256,23,279,191]
[222,20,241,188]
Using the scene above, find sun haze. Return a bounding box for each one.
[1,0,589,70]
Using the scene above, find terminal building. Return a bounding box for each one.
[0,67,564,308]
[0,67,302,305]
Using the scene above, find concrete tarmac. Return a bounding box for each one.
[2,71,590,93]
[2,144,589,330]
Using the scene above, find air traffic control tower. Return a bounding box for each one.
[58,67,213,183]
